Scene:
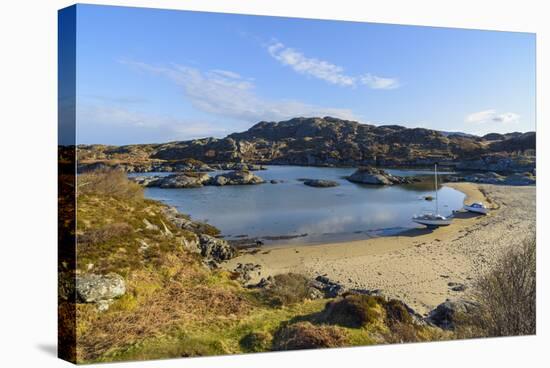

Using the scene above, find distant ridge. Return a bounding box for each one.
[78,116,535,172]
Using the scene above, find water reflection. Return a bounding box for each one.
[138,165,465,245]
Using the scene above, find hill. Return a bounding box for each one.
[77,116,536,172]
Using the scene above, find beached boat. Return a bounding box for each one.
[412,163,453,227]
[412,213,453,227]
[464,202,489,215]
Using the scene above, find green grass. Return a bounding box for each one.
[70,170,453,363]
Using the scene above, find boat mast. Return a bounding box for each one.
[434,163,439,214]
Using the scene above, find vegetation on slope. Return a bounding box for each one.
[61,169,536,363]
[454,237,536,338]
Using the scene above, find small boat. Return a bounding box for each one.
[412,213,453,227]
[463,202,489,215]
[412,163,453,228]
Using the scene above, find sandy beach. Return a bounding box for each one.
[223,183,536,315]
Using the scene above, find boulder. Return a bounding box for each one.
[347,166,393,185]
[426,299,479,330]
[76,273,126,304]
[209,170,264,186]
[311,275,347,298]
[448,282,467,292]
[233,263,262,285]
[199,234,236,262]
[302,179,340,188]
[158,173,210,188]
[210,175,229,186]
[346,166,415,185]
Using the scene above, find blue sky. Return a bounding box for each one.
[74,4,536,145]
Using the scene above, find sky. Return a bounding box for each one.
[73,4,536,145]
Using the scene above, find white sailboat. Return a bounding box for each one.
[412,164,453,227]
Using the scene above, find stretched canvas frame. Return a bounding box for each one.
[58,4,536,364]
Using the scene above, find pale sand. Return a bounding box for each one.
[222,183,536,315]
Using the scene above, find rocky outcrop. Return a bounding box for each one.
[425,299,479,330]
[447,171,536,186]
[199,234,236,263]
[130,172,210,188]
[76,273,126,311]
[455,154,535,173]
[78,116,535,172]
[233,263,263,285]
[302,179,340,188]
[78,159,214,174]
[309,275,382,298]
[131,170,265,188]
[211,162,266,171]
[160,206,215,235]
[208,170,265,186]
[347,166,417,185]
[157,173,210,188]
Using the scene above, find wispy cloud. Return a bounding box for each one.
[465,109,520,124]
[267,41,399,90]
[120,59,359,122]
[267,42,355,87]
[359,73,400,90]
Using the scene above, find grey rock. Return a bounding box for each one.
[143,218,159,231]
[130,175,162,187]
[348,166,393,185]
[256,276,275,289]
[448,282,467,292]
[347,166,415,185]
[234,263,262,284]
[209,170,264,186]
[302,179,340,188]
[199,234,236,262]
[312,275,346,298]
[76,273,126,303]
[307,287,325,299]
[158,173,210,188]
[426,299,479,330]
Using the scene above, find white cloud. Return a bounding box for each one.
[268,42,355,87]
[465,109,520,124]
[120,59,358,122]
[267,41,399,90]
[359,73,400,90]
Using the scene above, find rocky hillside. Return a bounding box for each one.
[78,116,536,172]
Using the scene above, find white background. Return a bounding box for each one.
[0,0,547,366]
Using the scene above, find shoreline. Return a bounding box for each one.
[222,182,536,314]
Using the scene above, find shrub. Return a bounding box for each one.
[472,237,536,336]
[384,322,420,343]
[384,299,413,325]
[78,222,133,247]
[78,168,143,201]
[272,322,348,351]
[261,273,311,306]
[239,331,272,352]
[322,294,384,327]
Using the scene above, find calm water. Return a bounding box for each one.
[132,166,465,245]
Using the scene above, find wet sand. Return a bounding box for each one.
[222,183,536,314]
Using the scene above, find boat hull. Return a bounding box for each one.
[412,218,453,227]
[463,205,488,215]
